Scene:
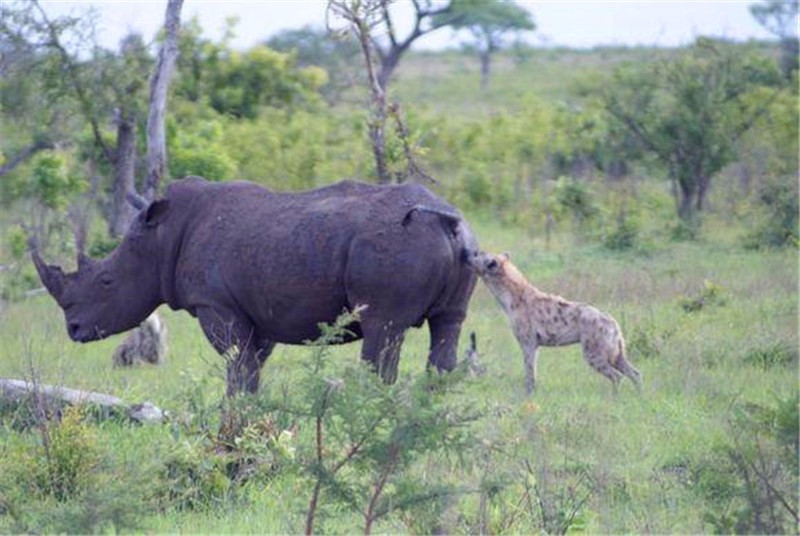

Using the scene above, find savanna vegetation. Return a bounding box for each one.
[0,0,797,533]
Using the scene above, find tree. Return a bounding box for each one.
[266,25,361,104]
[750,0,799,78]
[328,0,391,182]
[144,0,184,201]
[603,39,783,224]
[29,0,152,236]
[0,1,153,237]
[327,0,443,184]
[0,2,86,181]
[363,0,456,90]
[438,0,535,90]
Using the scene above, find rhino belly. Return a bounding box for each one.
[249,286,357,345]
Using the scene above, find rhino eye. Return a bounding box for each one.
[100,274,114,288]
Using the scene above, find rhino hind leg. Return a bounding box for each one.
[426,312,465,373]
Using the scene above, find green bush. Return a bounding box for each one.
[554,176,597,229]
[159,438,232,511]
[689,396,798,534]
[743,341,798,369]
[679,280,726,313]
[744,176,799,249]
[32,406,99,501]
[604,211,640,251]
[670,218,701,242]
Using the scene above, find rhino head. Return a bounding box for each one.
[31,199,169,343]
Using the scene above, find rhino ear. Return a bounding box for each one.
[142,199,170,228]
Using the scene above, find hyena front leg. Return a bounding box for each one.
[522,343,540,395]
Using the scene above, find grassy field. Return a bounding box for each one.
[1,211,797,533]
[0,37,795,534]
[391,47,675,114]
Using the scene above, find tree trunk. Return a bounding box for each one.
[144,0,183,201]
[696,174,709,212]
[355,19,390,183]
[377,48,402,92]
[479,51,491,91]
[110,114,138,237]
[677,180,696,222]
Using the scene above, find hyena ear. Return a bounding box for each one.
[499,252,511,261]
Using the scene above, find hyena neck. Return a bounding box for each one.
[487,275,527,314]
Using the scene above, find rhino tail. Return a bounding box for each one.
[402,204,461,227]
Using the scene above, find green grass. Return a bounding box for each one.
[1,213,797,533]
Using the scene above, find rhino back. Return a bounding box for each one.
[160,178,459,343]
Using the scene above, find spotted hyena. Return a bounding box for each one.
[468,251,642,394]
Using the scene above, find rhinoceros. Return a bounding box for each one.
[32,176,478,395]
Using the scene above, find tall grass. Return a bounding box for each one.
[1,211,796,533]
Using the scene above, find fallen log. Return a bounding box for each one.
[0,378,165,424]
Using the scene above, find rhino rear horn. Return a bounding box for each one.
[31,249,66,301]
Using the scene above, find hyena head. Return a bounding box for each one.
[467,251,510,277]
[466,251,527,305]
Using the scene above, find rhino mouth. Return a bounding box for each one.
[68,322,105,343]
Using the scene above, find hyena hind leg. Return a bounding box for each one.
[614,353,643,392]
[586,353,624,394]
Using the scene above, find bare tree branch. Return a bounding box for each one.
[144,0,184,201]
[31,0,114,164]
[0,138,54,177]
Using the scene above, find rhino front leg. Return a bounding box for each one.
[196,307,274,395]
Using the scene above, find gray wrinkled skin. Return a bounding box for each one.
[32,177,478,395]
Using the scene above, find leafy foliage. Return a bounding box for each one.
[743,175,799,249]
[603,39,784,223]
[266,25,361,104]
[690,395,799,534]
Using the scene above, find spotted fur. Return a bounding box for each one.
[468,251,642,394]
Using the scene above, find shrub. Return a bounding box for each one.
[554,176,597,228]
[669,218,701,242]
[627,324,664,360]
[31,406,99,501]
[743,341,798,370]
[744,176,799,249]
[604,211,640,251]
[689,395,798,534]
[159,438,232,511]
[679,280,726,313]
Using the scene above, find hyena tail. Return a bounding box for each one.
[613,338,643,391]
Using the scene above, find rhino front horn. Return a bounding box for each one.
[78,251,92,270]
[31,249,66,301]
